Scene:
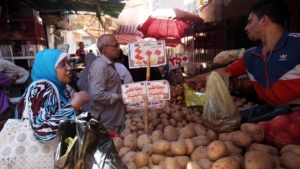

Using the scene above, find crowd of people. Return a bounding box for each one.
[0,0,299,168]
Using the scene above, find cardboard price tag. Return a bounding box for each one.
[168,53,189,69]
[128,41,167,68]
[121,80,170,109]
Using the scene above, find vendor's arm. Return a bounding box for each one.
[89,63,120,105]
[186,57,247,83]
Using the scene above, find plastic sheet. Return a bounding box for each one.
[55,112,127,169]
[202,71,241,132]
[183,83,206,107]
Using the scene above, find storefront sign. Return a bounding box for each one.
[128,41,167,68]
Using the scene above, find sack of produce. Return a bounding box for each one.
[202,71,241,132]
[257,112,300,148]
[213,48,245,65]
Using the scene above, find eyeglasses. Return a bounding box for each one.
[57,62,71,68]
[105,43,120,48]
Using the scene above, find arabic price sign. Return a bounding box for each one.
[168,53,189,69]
[121,82,146,104]
[146,80,170,101]
[121,80,170,107]
[126,100,166,111]
[128,41,167,68]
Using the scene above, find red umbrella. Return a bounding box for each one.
[138,16,189,40]
[137,8,203,46]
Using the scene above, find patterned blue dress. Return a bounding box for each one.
[15,81,76,142]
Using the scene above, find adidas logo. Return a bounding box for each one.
[279,54,287,61]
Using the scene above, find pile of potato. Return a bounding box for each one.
[170,85,185,105]
[114,102,300,169]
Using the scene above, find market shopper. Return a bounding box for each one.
[195,0,300,107]
[77,52,97,91]
[88,34,125,133]
[15,49,89,142]
[76,41,86,63]
[0,59,29,84]
[0,72,18,129]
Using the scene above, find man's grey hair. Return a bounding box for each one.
[96,34,116,52]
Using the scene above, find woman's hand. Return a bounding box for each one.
[71,91,89,112]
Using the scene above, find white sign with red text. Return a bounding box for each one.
[121,80,170,109]
[168,53,189,69]
[128,41,167,68]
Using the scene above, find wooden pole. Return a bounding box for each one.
[144,54,151,134]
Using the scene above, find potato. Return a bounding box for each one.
[152,140,171,154]
[231,131,252,147]
[113,137,124,151]
[224,141,243,154]
[194,124,207,136]
[140,167,149,169]
[244,151,274,169]
[120,128,131,138]
[150,165,162,169]
[172,111,182,121]
[151,154,166,165]
[126,161,137,169]
[281,144,300,156]
[184,139,196,155]
[137,122,144,130]
[207,140,228,161]
[119,147,131,157]
[171,141,187,155]
[218,132,233,141]
[137,134,151,149]
[152,130,164,143]
[164,125,179,141]
[187,161,202,169]
[240,123,264,142]
[124,134,137,150]
[169,118,177,126]
[206,130,217,141]
[248,143,279,156]
[174,156,190,169]
[164,157,181,169]
[280,152,300,169]
[122,151,136,164]
[130,126,138,132]
[179,126,196,138]
[230,153,244,169]
[191,146,208,161]
[198,158,213,169]
[142,144,153,155]
[212,156,240,169]
[192,135,210,146]
[134,152,149,168]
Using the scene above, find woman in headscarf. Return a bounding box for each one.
[15,49,89,142]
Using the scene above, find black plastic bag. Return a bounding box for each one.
[55,112,127,169]
[239,104,291,123]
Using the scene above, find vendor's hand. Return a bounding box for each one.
[71,91,89,112]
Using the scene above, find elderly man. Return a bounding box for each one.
[88,34,125,133]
